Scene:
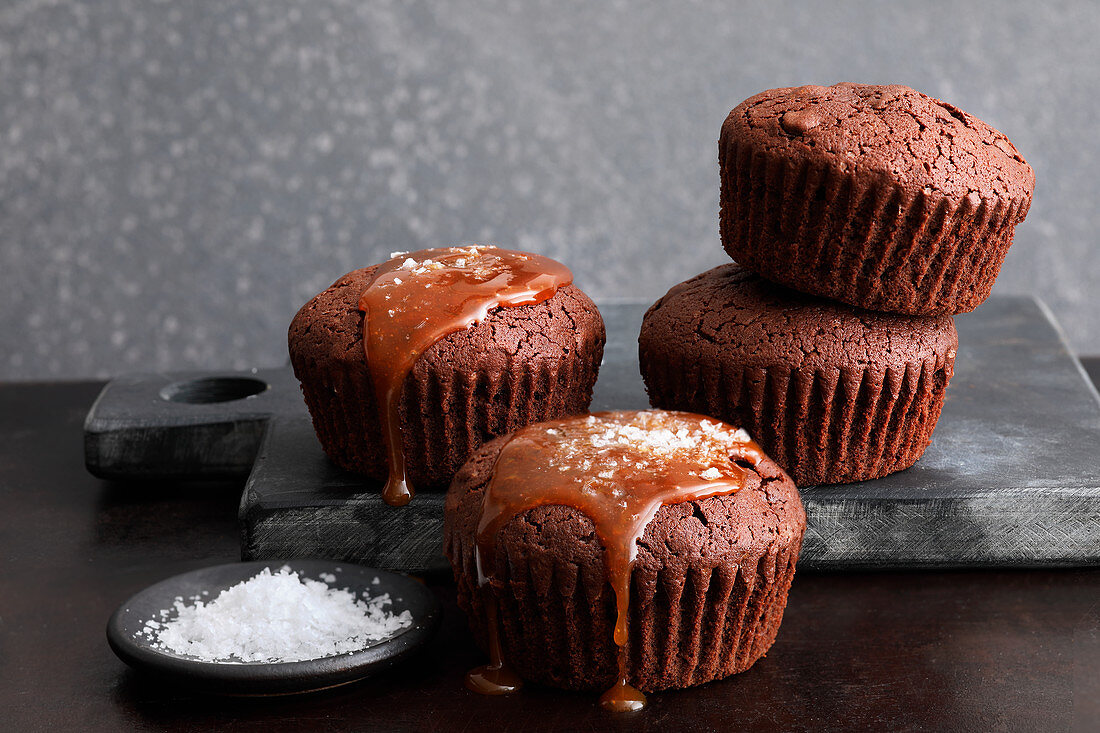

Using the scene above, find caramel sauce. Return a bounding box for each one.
[471,410,765,712]
[599,679,647,713]
[464,595,523,695]
[357,246,573,507]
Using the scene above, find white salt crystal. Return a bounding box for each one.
[144,567,413,663]
[526,411,758,488]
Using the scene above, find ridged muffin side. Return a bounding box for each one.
[719,83,1034,316]
[444,435,806,692]
[639,265,958,486]
[288,267,605,492]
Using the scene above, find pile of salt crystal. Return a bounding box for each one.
[139,566,413,663]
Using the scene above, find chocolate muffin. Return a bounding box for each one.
[719,82,1034,315]
[288,248,605,496]
[444,411,806,700]
[639,264,957,486]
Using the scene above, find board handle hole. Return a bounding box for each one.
[160,377,269,404]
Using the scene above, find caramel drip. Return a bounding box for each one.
[358,246,573,507]
[599,678,647,713]
[464,595,523,695]
[471,411,765,712]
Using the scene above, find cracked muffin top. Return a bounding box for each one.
[444,410,804,582]
[639,263,958,372]
[720,82,1034,202]
[289,264,602,376]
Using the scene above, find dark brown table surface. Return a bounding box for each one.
[3,373,1099,733]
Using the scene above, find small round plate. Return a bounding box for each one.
[107,560,441,695]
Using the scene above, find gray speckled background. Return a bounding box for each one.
[1,0,1096,380]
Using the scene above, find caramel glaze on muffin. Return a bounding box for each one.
[289,256,605,496]
[445,411,805,706]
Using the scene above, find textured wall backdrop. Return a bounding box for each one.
[1,0,1096,379]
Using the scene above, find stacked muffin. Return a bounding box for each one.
[641,83,1034,485]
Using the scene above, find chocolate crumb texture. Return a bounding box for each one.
[288,267,606,491]
[638,264,958,486]
[719,82,1035,316]
[444,431,806,692]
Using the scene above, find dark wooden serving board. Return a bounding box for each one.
[84,296,1100,572]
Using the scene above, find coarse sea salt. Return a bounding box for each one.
[540,411,753,479]
[139,566,413,663]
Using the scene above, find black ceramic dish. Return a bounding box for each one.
[107,559,441,695]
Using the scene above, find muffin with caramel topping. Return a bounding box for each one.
[444,410,805,707]
[289,246,605,501]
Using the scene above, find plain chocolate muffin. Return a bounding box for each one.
[444,414,806,694]
[719,82,1034,316]
[288,266,605,492]
[639,264,958,486]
